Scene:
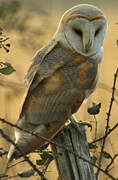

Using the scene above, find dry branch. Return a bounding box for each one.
[96,68,118,178]
[0,118,117,179]
[0,128,47,180]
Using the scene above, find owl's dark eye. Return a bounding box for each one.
[73,28,82,37]
[95,28,101,37]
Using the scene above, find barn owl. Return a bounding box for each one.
[8,4,107,161]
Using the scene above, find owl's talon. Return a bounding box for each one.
[70,116,92,131]
[78,121,92,131]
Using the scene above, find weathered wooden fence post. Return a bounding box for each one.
[51,116,96,180]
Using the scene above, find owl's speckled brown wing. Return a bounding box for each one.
[8,41,98,160]
[20,42,88,126]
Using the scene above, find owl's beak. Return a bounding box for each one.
[83,30,93,53]
[85,39,92,53]
[83,38,93,53]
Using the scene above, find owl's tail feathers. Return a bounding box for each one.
[7,134,45,162]
[7,123,49,162]
[7,141,44,162]
[7,120,67,162]
[7,144,20,162]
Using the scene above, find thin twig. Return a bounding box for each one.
[105,154,118,172]
[96,68,118,178]
[0,118,117,179]
[114,98,118,105]
[7,160,25,169]
[0,117,59,146]
[42,156,54,175]
[0,128,47,180]
[0,37,9,43]
[91,123,118,144]
[1,175,18,180]
[94,115,97,140]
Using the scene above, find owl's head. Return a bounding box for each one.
[55,4,107,57]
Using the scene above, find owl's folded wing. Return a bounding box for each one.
[25,39,58,88]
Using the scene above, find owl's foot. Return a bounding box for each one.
[70,116,92,131]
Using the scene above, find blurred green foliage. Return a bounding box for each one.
[0,0,28,32]
[0,25,15,75]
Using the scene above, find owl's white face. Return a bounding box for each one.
[55,4,107,57]
[63,17,107,56]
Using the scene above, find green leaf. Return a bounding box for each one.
[40,152,53,160]
[88,143,98,149]
[36,153,49,166]
[18,169,34,178]
[103,151,112,159]
[36,152,53,166]
[0,62,15,75]
[36,159,47,166]
[87,102,101,115]
[37,143,49,151]
[91,156,97,164]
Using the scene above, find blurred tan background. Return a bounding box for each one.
[0,0,118,179]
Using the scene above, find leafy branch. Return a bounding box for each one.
[87,68,118,179]
[0,128,47,180]
[0,28,15,75]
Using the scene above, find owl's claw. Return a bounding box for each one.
[70,116,92,131]
[78,121,92,131]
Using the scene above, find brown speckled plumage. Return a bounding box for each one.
[8,4,107,161]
